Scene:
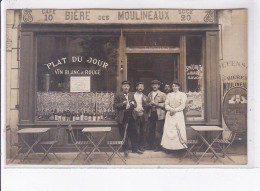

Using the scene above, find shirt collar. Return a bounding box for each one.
[135,92,143,95]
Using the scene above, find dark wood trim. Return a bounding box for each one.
[205,31,221,125]
[21,24,219,33]
[19,32,35,124]
[125,47,180,54]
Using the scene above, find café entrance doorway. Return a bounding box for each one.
[127,53,179,95]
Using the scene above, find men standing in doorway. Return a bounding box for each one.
[114,81,143,156]
[134,82,150,152]
[147,80,167,152]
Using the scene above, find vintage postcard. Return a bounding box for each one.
[4,8,248,166]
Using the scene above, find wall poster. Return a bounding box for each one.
[70,76,91,92]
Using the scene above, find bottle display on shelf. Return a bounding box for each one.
[36,92,116,122]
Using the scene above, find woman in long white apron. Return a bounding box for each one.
[161,82,188,150]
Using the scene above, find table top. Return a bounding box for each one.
[17,128,50,134]
[190,126,223,132]
[82,127,111,132]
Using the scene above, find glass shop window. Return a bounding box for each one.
[185,35,205,121]
[36,34,119,122]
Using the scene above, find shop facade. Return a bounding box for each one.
[6,9,247,156]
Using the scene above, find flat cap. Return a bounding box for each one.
[136,81,145,87]
[151,80,160,85]
[121,80,131,85]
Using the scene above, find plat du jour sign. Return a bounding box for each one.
[21,9,216,24]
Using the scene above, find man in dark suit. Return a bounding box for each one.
[133,82,150,152]
[114,81,143,156]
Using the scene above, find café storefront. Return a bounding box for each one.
[13,9,221,149]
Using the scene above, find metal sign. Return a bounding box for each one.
[21,9,217,24]
[223,87,247,133]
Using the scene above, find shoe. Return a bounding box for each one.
[132,149,144,154]
[124,150,129,157]
[139,148,145,152]
[145,146,155,150]
[154,147,162,152]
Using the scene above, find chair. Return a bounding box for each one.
[6,125,36,163]
[67,124,90,164]
[211,130,237,162]
[39,124,62,163]
[177,126,199,163]
[179,139,199,162]
[107,123,128,164]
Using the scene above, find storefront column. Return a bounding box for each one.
[118,29,127,87]
[180,35,187,92]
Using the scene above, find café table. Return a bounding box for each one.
[17,128,50,162]
[82,127,111,162]
[190,126,224,164]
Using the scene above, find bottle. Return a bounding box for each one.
[45,109,50,120]
[80,110,84,121]
[72,111,76,121]
[75,110,80,121]
[96,110,101,121]
[92,109,97,121]
[37,109,42,120]
[100,110,104,120]
[61,110,66,121]
[88,110,92,121]
[66,110,71,121]
[57,109,62,121]
[54,109,58,121]
[83,109,88,121]
[103,111,107,120]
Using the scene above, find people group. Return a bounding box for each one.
[114,80,188,157]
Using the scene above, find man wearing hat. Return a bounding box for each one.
[114,80,142,155]
[134,82,150,152]
[147,80,167,152]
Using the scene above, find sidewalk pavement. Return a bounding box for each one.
[7,150,247,165]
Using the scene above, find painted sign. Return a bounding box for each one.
[223,87,247,133]
[220,60,247,138]
[21,9,217,24]
[186,64,203,80]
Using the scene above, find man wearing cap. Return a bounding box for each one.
[114,80,142,155]
[147,80,167,152]
[134,82,150,152]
